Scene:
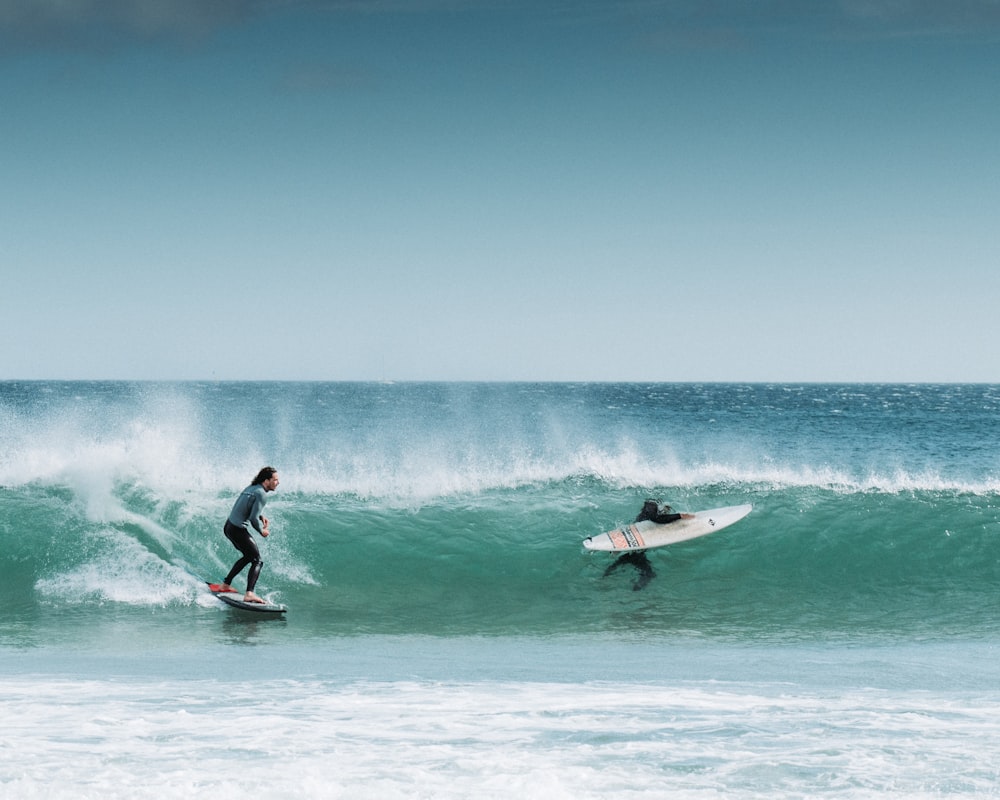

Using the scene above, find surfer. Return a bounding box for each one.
[633,499,695,527]
[603,500,694,591]
[220,466,279,604]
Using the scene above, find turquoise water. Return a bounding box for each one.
[2,382,1000,797]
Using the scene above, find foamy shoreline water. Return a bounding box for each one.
[3,638,999,799]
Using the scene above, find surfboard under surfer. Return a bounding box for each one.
[603,500,694,591]
[220,466,279,604]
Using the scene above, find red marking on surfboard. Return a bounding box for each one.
[609,525,645,550]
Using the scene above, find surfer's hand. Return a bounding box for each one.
[261,527,270,537]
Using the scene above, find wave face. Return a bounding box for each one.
[3,381,1000,644]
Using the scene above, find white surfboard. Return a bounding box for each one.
[582,504,752,552]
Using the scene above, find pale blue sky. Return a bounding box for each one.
[3,1,999,381]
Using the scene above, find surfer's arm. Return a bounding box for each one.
[654,512,696,523]
[247,490,268,535]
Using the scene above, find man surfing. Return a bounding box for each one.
[603,500,694,591]
[220,466,279,604]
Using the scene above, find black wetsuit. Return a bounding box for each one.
[603,549,656,591]
[223,484,268,591]
[603,501,683,591]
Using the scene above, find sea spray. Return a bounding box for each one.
[4,382,1000,799]
[3,382,1000,643]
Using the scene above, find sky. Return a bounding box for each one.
[3,0,1000,382]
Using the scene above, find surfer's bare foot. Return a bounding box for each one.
[244,592,265,604]
[220,583,235,592]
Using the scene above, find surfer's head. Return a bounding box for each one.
[639,499,672,522]
[252,466,279,490]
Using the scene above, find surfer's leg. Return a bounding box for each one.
[604,551,645,578]
[223,530,250,585]
[632,553,655,591]
[246,552,263,593]
[224,558,249,587]
[243,558,265,603]
[223,523,262,591]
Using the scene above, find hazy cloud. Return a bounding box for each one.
[0,0,267,52]
[2,0,999,55]
[0,0,506,54]
[276,61,378,93]
[837,0,1000,38]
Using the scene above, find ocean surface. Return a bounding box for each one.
[2,381,1000,798]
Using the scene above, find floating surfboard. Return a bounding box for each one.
[582,504,752,553]
[207,583,287,614]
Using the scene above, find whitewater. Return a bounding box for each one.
[2,381,1000,797]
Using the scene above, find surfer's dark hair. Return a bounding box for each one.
[252,466,277,485]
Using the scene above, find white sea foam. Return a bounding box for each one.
[6,419,999,504]
[2,672,998,799]
[3,382,999,506]
[33,529,194,605]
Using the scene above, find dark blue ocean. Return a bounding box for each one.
[2,382,1000,797]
